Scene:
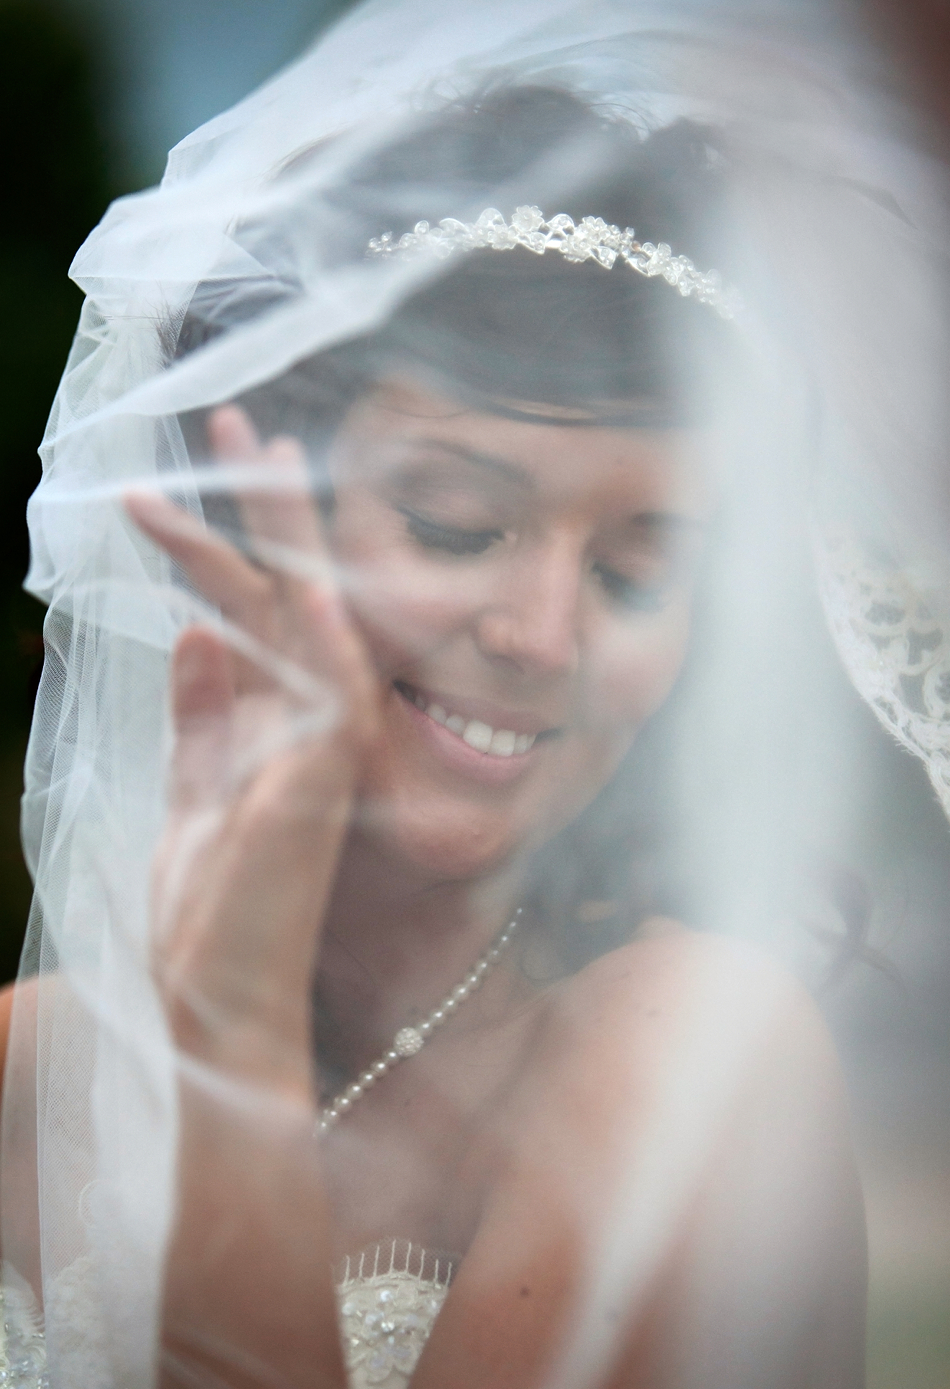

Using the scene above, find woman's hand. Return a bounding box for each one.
[127,405,378,1091]
[126,405,370,1388]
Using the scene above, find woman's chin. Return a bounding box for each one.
[349,737,626,885]
[349,791,530,884]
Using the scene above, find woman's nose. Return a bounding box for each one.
[474,538,581,677]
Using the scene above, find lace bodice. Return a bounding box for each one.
[0,1270,49,1389]
[336,1242,454,1388]
[0,1242,452,1389]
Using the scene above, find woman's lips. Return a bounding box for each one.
[397,680,539,755]
[392,680,559,784]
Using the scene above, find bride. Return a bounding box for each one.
[5,2,948,1386]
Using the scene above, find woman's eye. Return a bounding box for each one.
[593,562,667,613]
[399,507,504,556]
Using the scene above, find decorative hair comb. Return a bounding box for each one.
[368,205,740,319]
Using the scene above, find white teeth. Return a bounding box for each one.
[489,729,517,757]
[408,685,541,757]
[462,720,493,753]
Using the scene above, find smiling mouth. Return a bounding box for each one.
[393,681,558,759]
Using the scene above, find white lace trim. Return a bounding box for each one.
[0,1242,453,1389]
[336,1241,454,1389]
[817,530,950,817]
[0,1269,48,1389]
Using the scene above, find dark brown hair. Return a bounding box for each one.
[175,87,738,447]
[172,85,742,968]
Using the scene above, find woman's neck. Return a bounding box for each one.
[313,827,528,1072]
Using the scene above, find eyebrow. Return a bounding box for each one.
[403,439,534,488]
[396,442,706,529]
[627,511,705,532]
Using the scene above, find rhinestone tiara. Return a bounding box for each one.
[367,205,740,319]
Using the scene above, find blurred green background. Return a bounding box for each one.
[0,2,945,1386]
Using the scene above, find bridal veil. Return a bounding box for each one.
[3,0,949,1384]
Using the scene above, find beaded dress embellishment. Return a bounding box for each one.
[335,1242,454,1388]
[0,1241,453,1389]
[0,1274,49,1389]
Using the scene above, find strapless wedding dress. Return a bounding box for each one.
[0,1240,453,1389]
[336,1241,454,1388]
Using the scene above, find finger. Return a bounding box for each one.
[206,402,261,463]
[293,581,381,740]
[207,410,352,684]
[173,626,234,726]
[169,628,235,813]
[125,491,272,624]
[126,490,349,706]
[207,406,326,567]
[241,434,326,557]
[126,492,286,694]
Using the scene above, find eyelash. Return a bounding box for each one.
[592,562,667,613]
[400,508,503,556]
[400,508,668,612]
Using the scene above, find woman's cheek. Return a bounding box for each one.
[593,600,691,728]
[330,497,467,661]
[340,554,480,671]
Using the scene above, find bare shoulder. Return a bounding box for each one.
[564,919,840,1076]
[0,980,16,1094]
[448,926,865,1389]
[0,978,38,1104]
[569,915,813,1001]
[537,921,858,1185]
[558,926,868,1388]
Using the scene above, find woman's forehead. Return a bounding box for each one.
[334,377,716,514]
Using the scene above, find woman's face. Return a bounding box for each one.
[326,378,712,881]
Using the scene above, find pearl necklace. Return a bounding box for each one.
[318,908,522,1134]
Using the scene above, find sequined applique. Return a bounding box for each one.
[0,1271,49,1389]
[0,1242,454,1389]
[335,1242,455,1389]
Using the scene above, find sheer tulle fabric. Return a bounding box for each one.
[2,1,949,1386]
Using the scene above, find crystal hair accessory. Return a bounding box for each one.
[368,205,740,319]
